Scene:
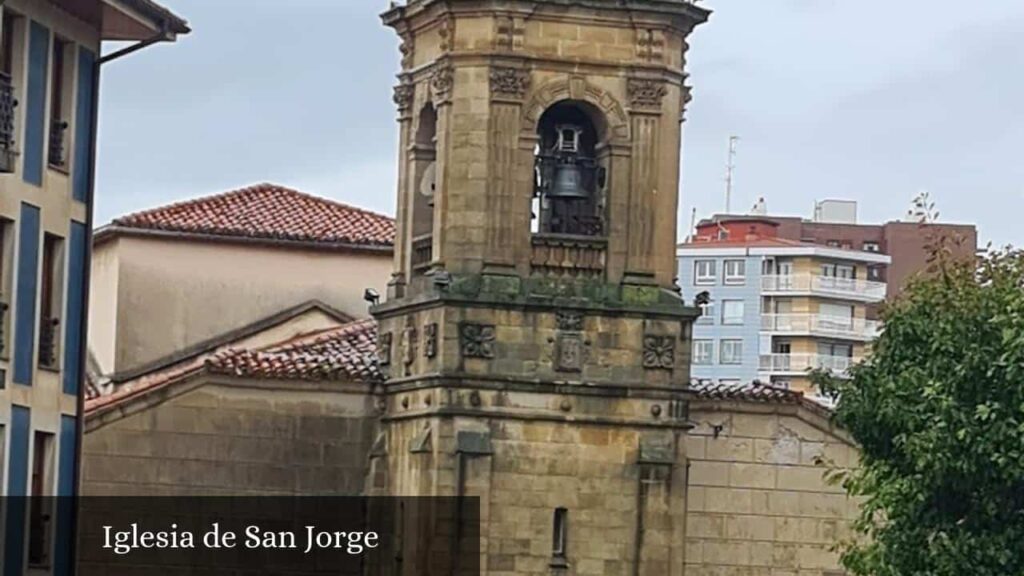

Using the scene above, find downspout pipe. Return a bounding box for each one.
[98,24,173,65]
[71,18,177,576]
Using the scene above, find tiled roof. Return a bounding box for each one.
[689,380,804,403]
[207,319,380,383]
[110,183,395,248]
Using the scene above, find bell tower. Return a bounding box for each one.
[373,0,710,574]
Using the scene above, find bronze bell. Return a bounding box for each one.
[548,160,587,198]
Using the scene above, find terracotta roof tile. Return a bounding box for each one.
[111,183,395,247]
[206,319,380,382]
[689,380,804,403]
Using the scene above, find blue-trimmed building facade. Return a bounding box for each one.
[0,1,186,574]
[679,218,891,394]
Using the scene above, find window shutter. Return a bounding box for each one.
[72,47,96,202]
[22,21,49,186]
[13,203,40,385]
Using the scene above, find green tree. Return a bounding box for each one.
[817,246,1024,576]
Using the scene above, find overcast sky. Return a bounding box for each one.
[94,0,1024,248]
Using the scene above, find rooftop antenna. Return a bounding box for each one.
[725,135,739,214]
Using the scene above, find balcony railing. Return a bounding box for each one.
[0,71,17,173]
[411,234,433,273]
[48,119,68,168]
[38,317,60,369]
[761,274,886,301]
[530,233,606,279]
[761,313,881,341]
[759,353,860,376]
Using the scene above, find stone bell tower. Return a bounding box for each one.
[372,0,710,574]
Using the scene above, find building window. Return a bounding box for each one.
[826,240,840,248]
[867,265,883,281]
[721,300,745,325]
[692,340,713,365]
[694,260,716,285]
[720,339,743,365]
[28,430,55,567]
[818,341,853,358]
[552,508,568,562]
[863,241,880,253]
[696,299,715,324]
[821,263,855,279]
[0,217,12,359]
[48,36,72,169]
[723,259,745,285]
[1,10,22,172]
[38,234,63,369]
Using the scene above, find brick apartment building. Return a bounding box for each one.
[696,199,978,301]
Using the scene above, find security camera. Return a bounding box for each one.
[364,288,380,306]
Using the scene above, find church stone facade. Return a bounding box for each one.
[83,1,861,574]
[373,1,711,574]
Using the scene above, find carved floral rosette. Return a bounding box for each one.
[460,323,496,359]
[642,335,675,370]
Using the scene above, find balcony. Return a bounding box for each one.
[761,313,881,341]
[48,119,69,169]
[530,233,606,279]
[759,353,860,377]
[0,71,16,173]
[0,296,9,357]
[38,317,60,369]
[761,274,886,302]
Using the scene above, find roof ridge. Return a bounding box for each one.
[262,318,376,353]
[106,183,395,247]
[112,182,395,227]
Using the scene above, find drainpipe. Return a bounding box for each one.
[98,24,173,65]
[71,19,177,576]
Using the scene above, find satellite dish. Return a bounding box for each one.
[420,162,437,198]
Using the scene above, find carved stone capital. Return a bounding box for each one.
[628,78,667,111]
[430,63,454,102]
[680,84,693,122]
[490,67,530,100]
[393,83,414,113]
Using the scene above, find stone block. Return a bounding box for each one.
[729,463,777,489]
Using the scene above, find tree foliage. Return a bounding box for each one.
[817,245,1024,576]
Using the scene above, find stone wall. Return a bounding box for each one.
[82,380,376,496]
[685,401,857,575]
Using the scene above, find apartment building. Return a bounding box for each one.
[0,1,187,574]
[679,217,890,393]
[699,199,977,301]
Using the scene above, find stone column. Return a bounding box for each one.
[430,62,454,271]
[624,77,668,285]
[390,81,414,298]
[483,66,530,276]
